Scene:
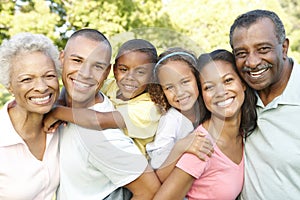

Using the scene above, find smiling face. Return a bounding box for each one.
[113,51,153,100]
[9,51,59,114]
[158,60,199,114]
[61,36,111,107]
[231,18,288,92]
[200,60,245,120]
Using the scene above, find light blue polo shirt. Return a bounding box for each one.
[241,61,300,200]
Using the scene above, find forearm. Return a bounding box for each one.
[153,167,194,200]
[156,131,213,182]
[125,165,161,200]
[52,106,126,130]
[155,141,186,182]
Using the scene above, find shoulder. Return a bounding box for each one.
[101,78,118,96]
[90,92,115,112]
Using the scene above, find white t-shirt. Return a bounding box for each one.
[0,100,59,200]
[57,93,148,200]
[146,107,194,169]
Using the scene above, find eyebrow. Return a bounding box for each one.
[70,54,83,59]
[202,72,233,83]
[70,54,109,66]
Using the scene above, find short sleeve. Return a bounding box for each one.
[176,153,209,179]
[146,109,194,169]
[78,126,148,186]
[117,94,160,139]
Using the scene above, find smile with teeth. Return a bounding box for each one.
[73,79,90,88]
[30,95,51,104]
[216,98,234,107]
[123,84,138,91]
[177,96,189,104]
[249,68,268,78]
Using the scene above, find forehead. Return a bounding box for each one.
[232,18,278,48]
[158,60,194,81]
[117,51,152,67]
[12,51,55,73]
[65,36,111,61]
[200,60,236,80]
[159,60,192,73]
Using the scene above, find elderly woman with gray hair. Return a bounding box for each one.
[0,32,61,200]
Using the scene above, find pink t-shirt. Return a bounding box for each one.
[176,125,244,200]
[0,100,59,200]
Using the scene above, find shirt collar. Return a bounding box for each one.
[256,60,300,108]
[0,100,25,147]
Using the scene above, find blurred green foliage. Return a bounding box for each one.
[0,0,300,108]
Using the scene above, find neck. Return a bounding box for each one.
[181,104,200,127]
[8,103,44,139]
[204,115,241,142]
[66,92,103,108]
[259,58,293,105]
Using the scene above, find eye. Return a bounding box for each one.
[45,73,57,79]
[21,77,32,83]
[136,69,146,75]
[163,85,174,91]
[118,66,127,72]
[234,51,247,59]
[95,64,106,70]
[182,79,190,85]
[72,58,82,63]
[225,77,234,84]
[203,84,213,91]
[258,46,271,54]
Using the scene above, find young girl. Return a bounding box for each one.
[147,47,214,181]
[153,49,257,200]
[44,39,161,157]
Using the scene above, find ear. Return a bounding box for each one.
[282,38,289,60]
[8,86,14,96]
[104,64,112,79]
[113,63,117,76]
[242,82,247,92]
[59,50,65,69]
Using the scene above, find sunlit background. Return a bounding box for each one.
[1,0,299,107]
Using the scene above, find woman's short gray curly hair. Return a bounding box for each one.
[0,32,61,89]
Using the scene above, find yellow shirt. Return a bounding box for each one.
[102,79,161,157]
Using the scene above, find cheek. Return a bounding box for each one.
[52,81,60,91]
[202,91,213,108]
[137,76,151,88]
[164,91,174,103]
[140,74,152,84]
[192,82,199,97]
[235,60,244,71]
[114,73,123,82]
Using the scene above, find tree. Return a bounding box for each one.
[1,0,300,107]
[279,0,300,60]
[0,0,15,43]
[164,0,299,58]
[1,0,61,43]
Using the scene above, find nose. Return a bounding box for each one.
[174,84,184,97]
[124,70,135,81]
[245,51,261,69]
[78,62,92,78]
[215,84,227,97]
[34,78,48,93]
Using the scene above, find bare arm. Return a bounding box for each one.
[153,167,195,200]
[124,165,161,200]
[156,131,213,182]
[43,106,126,132]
